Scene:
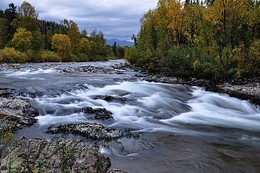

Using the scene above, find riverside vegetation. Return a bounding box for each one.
[0,1,126,63]
[125,0,260,80]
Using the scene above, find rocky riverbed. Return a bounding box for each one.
[0,89,126,173]
[0,60,260,173]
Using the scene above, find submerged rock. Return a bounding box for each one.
[83,107,114,120]
[0,137,111,173]
[0,97,38,129]
[48,123,123,141]
[0,88,15,98]
[93,95,126,104]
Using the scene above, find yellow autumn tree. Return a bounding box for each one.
[68,22,80,55]
[51,34,71,61]
[167,0,185,45]
[12,28,33,52]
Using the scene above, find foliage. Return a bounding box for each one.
[51,34,72,61]
[39,50,62,62]
[124,47,139,64]
[68,22,80,54]
[0,1,115,63]
[0,47,28,63]
[79,37,92,57]
[12,1,39,32]
[11,28,33,52]
[128,0,260,80]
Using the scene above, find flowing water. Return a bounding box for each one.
[0,60,260,173]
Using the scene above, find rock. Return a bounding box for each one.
[0,97,38,129]
[94,95,126,104]
[0,89,14,98]
[48,123,123,141]
[206,84,260,105]
[107,169,128,173]
[83,107,114,120]
[0,137,111,173]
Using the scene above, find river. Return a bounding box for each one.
[0,60,260,173]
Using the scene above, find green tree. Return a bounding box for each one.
[1,3,17,46]
[12,28,33,52]
[81,29,88,38]
[112,42,117,57]
[79,38,91,55]
[0,18,8,48]
[32,31,44,51]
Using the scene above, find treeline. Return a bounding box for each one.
[125,0,260,79]
[0,1,124,63]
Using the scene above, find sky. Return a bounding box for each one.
[0,0,158,40]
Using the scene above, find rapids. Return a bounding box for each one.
[0,60,259,173]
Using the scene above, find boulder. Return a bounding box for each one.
[93,95,126,104]
[0,97,38,129]
[0,137,111,173]
[48,123,123,141]
[83,107,114,120]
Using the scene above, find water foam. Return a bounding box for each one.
[31,81,260,135]
[5,68,58,78]
[162,87,260,132]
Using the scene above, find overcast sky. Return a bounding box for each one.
[0,0,158,40]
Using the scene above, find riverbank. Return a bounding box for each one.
[133,66,260,106]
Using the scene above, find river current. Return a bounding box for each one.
[0,60,260,173]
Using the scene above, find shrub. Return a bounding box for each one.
[234,40,260,78]
[124,47,139,64]
[39,51,62,62]
[27,50,41,62]
[75,53,90,62]
[0,47,28,63]
[160,45,194,78]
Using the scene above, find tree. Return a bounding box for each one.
[81,29,88,38]
[79,37,91,55]
[51,34,72,61]
[167,0,186,46]
[45,30,53,50]
[18,1,37,18]
[0,18,8,48]
[12,28,33,52]
[131,34,137,46]
[59,19,74,34]
[2,3,17,46]
[90,30,106,44]
[112,42,117,57]
[13,1,39,32]
[68,22,80,54]
[32,31,44,50]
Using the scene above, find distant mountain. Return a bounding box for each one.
[106,38,134,47]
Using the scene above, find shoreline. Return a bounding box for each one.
[133,68,260,106]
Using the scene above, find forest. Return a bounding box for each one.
[0,1,125,63]
[125,0,260,79]
[1,0,259,80]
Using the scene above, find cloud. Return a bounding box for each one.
[0,0,157,40]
